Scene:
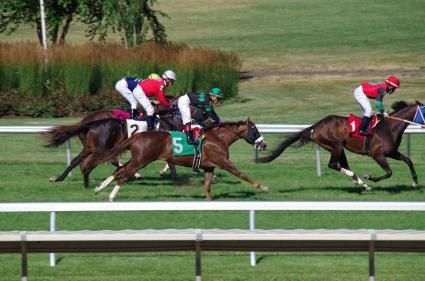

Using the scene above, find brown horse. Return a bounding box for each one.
[94,118,268,201]
[43,105,181,187]
[256,101,423,190]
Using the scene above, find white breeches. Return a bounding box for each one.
[132,85,154,116]
[115,78,138,110]
[178,94,192,124]
[353,86,372,117]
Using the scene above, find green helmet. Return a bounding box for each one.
[210,88,223,98]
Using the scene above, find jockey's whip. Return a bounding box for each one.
[385,115,425,127]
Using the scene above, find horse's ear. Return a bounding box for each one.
[415,100,424,106]
[246,116,251,122]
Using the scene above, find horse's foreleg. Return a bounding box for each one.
[216,159,268,192]
[364,154,393,183]
[203,168,214,200]
[387,151,418,187]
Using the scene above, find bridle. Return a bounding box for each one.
[225,121,264,147]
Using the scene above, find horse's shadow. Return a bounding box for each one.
[278,184,421,195]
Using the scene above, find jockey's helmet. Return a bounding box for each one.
[162,70,176,82]
[210,88,223,98]
[385,76,400,88]
[148,73,160,79]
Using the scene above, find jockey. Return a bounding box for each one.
[115,73,161,119]
[353,76,400,135]
[116,70,176,130]
[178,87,223,144]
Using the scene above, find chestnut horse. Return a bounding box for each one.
[94,118,268,201]
[256,101,423,190]
[43,107,181,187]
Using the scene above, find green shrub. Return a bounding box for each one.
[0,42,241,117]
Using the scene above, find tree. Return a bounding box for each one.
[0,0,167,46]
[82,0,168,48]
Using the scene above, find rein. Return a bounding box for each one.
[385,116,425,127]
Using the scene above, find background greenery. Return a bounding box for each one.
[1,0,425,280]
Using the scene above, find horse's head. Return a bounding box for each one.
[390,100,424,122]
[244,118,267,151]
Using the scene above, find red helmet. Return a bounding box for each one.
[385,76,400,88]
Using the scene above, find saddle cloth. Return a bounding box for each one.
[170,131,204,156]
[347,114,378,140]
[126,119,148,138]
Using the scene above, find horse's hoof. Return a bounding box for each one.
[364,174,371,180]
[259,185,269,192]
[363,184,373,191]
[94,187,101,195]
[412,182,419,188]
[133,173,144,180]
[108,197,114,202]
[49,176,58,182]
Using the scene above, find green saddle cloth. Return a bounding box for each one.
[170,131,203,156]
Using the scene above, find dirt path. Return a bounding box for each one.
[240,69,425,80]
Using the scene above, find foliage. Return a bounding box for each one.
[0,0,167,46]
[0,42,240,117]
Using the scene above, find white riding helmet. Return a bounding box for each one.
[162,70,176,81]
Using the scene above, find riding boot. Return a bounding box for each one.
[131,109,140,119]
[359,116,371,136]
[186,129,195,144]
[147,116,155,131]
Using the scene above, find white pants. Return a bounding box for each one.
[132,85,154,116]
[115,78,138,110]
[177,94,192,124]
[353,86,372,117]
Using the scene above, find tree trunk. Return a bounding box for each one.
[59,14,74,45]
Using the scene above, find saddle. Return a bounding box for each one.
[347,114,378,140]
[348,114,379,155]
[112,109,131,120]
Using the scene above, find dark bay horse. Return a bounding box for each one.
[43,108,182,187]
[94,118,268,201]
[256,101,423,190]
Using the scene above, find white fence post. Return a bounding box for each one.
[50,211,56,267]
[249,210,256,266]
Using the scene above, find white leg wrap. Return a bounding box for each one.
[109,185,121,202]
[340,168,354,177]
[95,176,115,193]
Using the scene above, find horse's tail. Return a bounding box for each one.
[42,122,90,148]
[91,136,135,164]
[255,126,313,163]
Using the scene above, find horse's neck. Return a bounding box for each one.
[380,106,416,135]
[393,106,417,121]
[210,125,243,146]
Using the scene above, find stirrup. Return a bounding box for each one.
[359,130,370,136]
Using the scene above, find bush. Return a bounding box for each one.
[0,42,241,117]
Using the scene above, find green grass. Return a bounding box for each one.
[2,0,424,71]
[1,77,425,280]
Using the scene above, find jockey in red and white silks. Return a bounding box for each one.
[353,76,400,135]
[115,73,161,119]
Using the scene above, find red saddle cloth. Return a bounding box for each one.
[112,109,131,120]
[347,114,378,140]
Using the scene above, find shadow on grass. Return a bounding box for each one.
[277,184,422,195]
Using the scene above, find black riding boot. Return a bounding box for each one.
[186,130,195,144]
[131,109,140,119]
[147,116,155,131]
[359,116,371,136]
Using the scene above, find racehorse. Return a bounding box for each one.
[256,101,423,189]
[43,106,182,188]
[94,118,268,201]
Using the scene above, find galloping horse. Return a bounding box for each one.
[256,101,423,189]
[43,107,182,187]
[94,118,268,201]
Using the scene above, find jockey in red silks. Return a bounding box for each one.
[353,76,400,135]
[115,70,176,130]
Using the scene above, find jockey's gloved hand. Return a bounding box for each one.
[171,104,178,111]
[383,111,389,117]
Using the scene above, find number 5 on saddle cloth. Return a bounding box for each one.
[170,125,204,175]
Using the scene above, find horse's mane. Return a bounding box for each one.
[205,120,246,131]
[391,101,411,112]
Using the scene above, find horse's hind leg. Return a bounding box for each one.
[109,161,147,202]
[80,154,98,188]
[364,154,393,183]
[387,151,418,187]
[49,149,89,183]
[94,161,129,194]
[116,159,144,179]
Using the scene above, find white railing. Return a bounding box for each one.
[1,201,425,270]
[1,124,424,177]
